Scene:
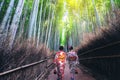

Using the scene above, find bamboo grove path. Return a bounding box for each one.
[0,55,95,80]
[46,61,95,80]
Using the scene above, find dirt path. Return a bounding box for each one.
[47,61,95,80]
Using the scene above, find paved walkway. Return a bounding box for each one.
[47,61,95,80]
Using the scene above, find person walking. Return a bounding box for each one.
[67,46,79,80]
[54,46,67,80]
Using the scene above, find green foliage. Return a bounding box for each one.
[115,0,120,8]
[53,0,119,46]
[0,0,10,23]
[1,0,120,47]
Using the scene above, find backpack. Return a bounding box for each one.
[68,52,77,61]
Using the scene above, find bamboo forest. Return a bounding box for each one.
[0,0,120,80]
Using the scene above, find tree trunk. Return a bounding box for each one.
[92,0,101,28]
[45,3,51,45]
[46,8,54,48]
[18,5,28,39]
[40,0,49,43]
[0,0,15,33]
[33,0,40,41]
[0,0,4,12]
[37,0,43,47]
[54,30,57,50]
[56,30,60,50]
[110,0,116,19]
[4,13,12,40]
[111,0,115,11]
[28,0,40,39]
[9,0,25,48]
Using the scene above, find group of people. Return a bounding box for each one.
[54,46,79,80]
